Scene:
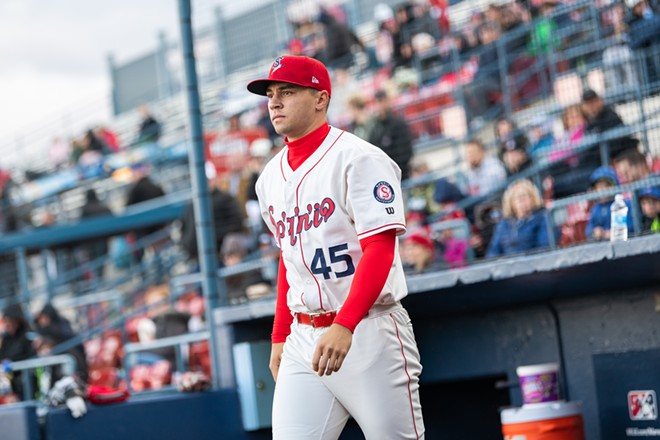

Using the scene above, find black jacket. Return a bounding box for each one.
[584,105,639,165]
[367,112,414,181]
[126,177,167,238]
[35,304,89,383]
[180,188,245,259]
[126,177,165,207]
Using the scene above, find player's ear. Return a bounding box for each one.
[315,91,330,112]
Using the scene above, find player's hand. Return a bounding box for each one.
[312,324,352,377]
[270,342,285,382]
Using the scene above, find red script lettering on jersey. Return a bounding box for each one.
[268,197,336,246]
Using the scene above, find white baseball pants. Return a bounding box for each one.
[272,304,425,439]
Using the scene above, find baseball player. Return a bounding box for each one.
[248,55,425,440]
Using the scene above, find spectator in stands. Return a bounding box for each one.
[346,95,372,140]
[34,303,89,383]
[585,166,633,241]
[404,2,442,71]
[428,0,450,35]
[220,233,272,304]
[401,228,442,274]
[392,3,417,68]
[0,304,36,400]
[433,177,466,214]
[486,179,551,257]
[76,130,108,179]
[179,165,245,266]
[527,115,555,159]
[125,164,167,260]
[602,3,638,94]
[430,178,470,268]
[547,104,590,198]
[95,126,121,153]
[140,284,190,367]
[373,3,398,69]
[613,149,653,184]
[581,89,639,162]
[125,163,165,207]
[0,187,19,300]
[462,10,484,49]
[470,201,502,259]
[48,137,71,170]
[639,187,660,233]
[405,157,443,219]
[82,129,109,155]
[79,189,113,281]
[495,117,529,152]
[501,137,533,177]
[135,104,162,144]
[317,8,365,70]
[627,0,660,83]
[528,2,560,56]
[463,21,505,126]
[367,89,414,180]
[463,139,507,197]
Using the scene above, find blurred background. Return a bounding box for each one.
[0,0,659,439]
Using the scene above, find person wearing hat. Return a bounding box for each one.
[585,166,633,241]
[639,187,660,233]
[34,303,89,383]
[500,137,533,177]
[79,189,113,281]
[0,303,36,400]
[581,88,639,163]
[402,228,441,274]
[248,55,424,439]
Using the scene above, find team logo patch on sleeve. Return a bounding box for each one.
[373,181,395,204]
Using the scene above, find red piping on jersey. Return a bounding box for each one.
[390,313,421,440]
[357,222,406,237]
[295,129,345,311]
[279,151,287,182]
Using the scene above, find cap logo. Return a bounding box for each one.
[311,76,319,84]
[271,56,284,74]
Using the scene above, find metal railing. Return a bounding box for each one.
[6,354,77,402]
[544,174,660,248]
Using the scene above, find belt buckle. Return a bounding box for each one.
[309,311,334,328]
[307,311,322,328]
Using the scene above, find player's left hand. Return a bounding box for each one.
[312,324,353,376]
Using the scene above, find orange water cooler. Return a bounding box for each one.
[501,401,586,440]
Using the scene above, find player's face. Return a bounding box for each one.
[266,82,325,141]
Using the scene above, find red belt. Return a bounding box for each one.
[295,311,337,328]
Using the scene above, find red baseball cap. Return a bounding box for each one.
[247,55,332,97]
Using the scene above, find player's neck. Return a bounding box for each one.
[285,122,331,171]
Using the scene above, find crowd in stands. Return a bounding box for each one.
[2,0,660,403]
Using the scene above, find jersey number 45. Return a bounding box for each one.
[310,243,355,280]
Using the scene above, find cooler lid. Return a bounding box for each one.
[501,401,583,424]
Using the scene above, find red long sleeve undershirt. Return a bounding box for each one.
[271,229,397,343]
[270,122,398,343]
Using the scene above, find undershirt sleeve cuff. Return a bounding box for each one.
[333,229,396,332]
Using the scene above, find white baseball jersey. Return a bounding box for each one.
[256,126,408,314]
